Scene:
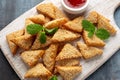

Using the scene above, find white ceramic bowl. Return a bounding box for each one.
[61,0,89,14]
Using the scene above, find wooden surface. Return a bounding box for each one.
[0,0,120,80]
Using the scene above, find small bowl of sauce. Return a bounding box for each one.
[61,0,89,14]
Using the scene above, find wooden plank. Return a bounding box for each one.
[0,0,120,80]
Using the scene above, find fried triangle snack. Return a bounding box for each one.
[54,58,80,74]
[11,35,34,50]
[83,30,105,47]
[56,43,82,61]
[52,29,81,43]
[57,66,82,80]
[36,3,68,20]
[28,14,45,24]
[21,50,45,67]
[6,29,24,55]
[97,14,116,35]
[36,3,56,19]
[25,63,52,78]
[31,34,52,50]
[43,44,59,72]
[64,16,84,33]
[44,18,68,29]
[77,42,103,59]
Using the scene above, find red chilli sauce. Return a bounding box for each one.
[64,0,86,8]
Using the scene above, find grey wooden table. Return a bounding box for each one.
[0,0,120,80]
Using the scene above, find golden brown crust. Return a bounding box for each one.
[77,42,103,59]
[56,43,82,61]
[28,14,45,24]
[87,11,98,23]
[25,63,52,78]
[54,5,69,20]
[56,58,80,66]
[82,30,105,47]
[11,35,34,50]
[44,18,68,29]
[6,29,24,55]
[36,3,68,20]
[52,29,81,43]
[36,3,56,19]
[64,16,84,33]
[57,66,82,80]
[97,14,116,35]
[43,44,59,72]
[21,50,45,67]
[87,11,116,35]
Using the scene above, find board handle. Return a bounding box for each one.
[89,0,120,15]
[108,0,120,15]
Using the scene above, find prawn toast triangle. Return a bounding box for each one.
[25,63,52,78]
[11,35,34,50]
[6,29,24,55]
[83,30,105,47]
[28,14,45,24]
[77,42,103,59]
[43,44,59,72]
[36,3,68,19]
[64,16,84,33]
[57,66,82,80]
[44,18,68,29]
[51,29,81,43]
[36,3,55,19]
[21,50,45,67]
[56,43,82,61]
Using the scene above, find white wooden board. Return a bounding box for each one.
[0,0,120,80]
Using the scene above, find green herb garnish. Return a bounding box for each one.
[27,24,58,44]
[27,24,43,35]
[82,20,95,37]
[95,28,110,40]
[88,31,94,37]
[39,31,46,44]
[49,75,58,80]
[45,27,58,35]
[82,20,110,40]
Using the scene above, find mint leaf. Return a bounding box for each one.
[45,27,58,35]
[49,75,58,80]
[39,31,46,44]
[82,20,95,37]
[95,28,110,40]
[27,24,43,35]
[88,31,94,37]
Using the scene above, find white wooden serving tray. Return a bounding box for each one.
[0,0,120,80]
